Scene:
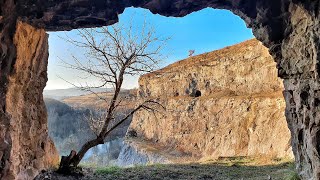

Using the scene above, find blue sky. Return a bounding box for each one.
[46,7,253,90]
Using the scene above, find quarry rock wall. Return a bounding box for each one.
[129,39,293,160]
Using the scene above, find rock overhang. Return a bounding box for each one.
[14,0,294,65]
[15,1,280,35]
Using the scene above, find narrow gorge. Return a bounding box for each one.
[0,0,319,179]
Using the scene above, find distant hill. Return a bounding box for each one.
[43,88,112,100]
[62,89,137,109]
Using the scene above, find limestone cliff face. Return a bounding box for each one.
[129,39,293,160]
[3,21,59,180]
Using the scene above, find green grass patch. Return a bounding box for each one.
[152,163,166,169]
[132,164,146,170]
[215,156,255,166]
[284,171,300,180]
[86,160,300,180]
[79,162,98,169]
[95,166,121,175]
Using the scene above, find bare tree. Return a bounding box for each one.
[58,21,167,173]
[189,50,195,57]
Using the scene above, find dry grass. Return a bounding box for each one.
[35,157,299,180]
[91,157,299,180]
[142,39,260,79]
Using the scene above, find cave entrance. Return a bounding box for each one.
[44,7,291,170]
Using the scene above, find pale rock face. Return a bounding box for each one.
[116,140,170,167]
[129,39,293,160]
[139,40,283,98]
[3,21,59,180]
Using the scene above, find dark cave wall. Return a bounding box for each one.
[0,0,319,179]
[281,4,320,179]
[0,0,18,179]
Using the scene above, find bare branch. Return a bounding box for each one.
[57,16,168,169]
[105,100,165,136]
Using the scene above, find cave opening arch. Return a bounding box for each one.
[46,6,265,167]
[0,1,319,179]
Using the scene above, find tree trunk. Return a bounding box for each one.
[57,102,141,174]
[58,137,104,174]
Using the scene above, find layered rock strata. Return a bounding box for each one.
[129,39,293,160]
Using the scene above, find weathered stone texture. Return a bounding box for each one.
[0,0,18,179]
[279,3,320,180]
[139,40,283,99]
[130,39,293,160]
[2,21,59,180]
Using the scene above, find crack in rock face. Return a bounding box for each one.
[0,0,319,179]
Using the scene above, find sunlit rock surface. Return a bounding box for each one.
[3,21,59,180]
[129,39,293,160]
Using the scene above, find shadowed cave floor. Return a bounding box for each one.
[35,157,298,180]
